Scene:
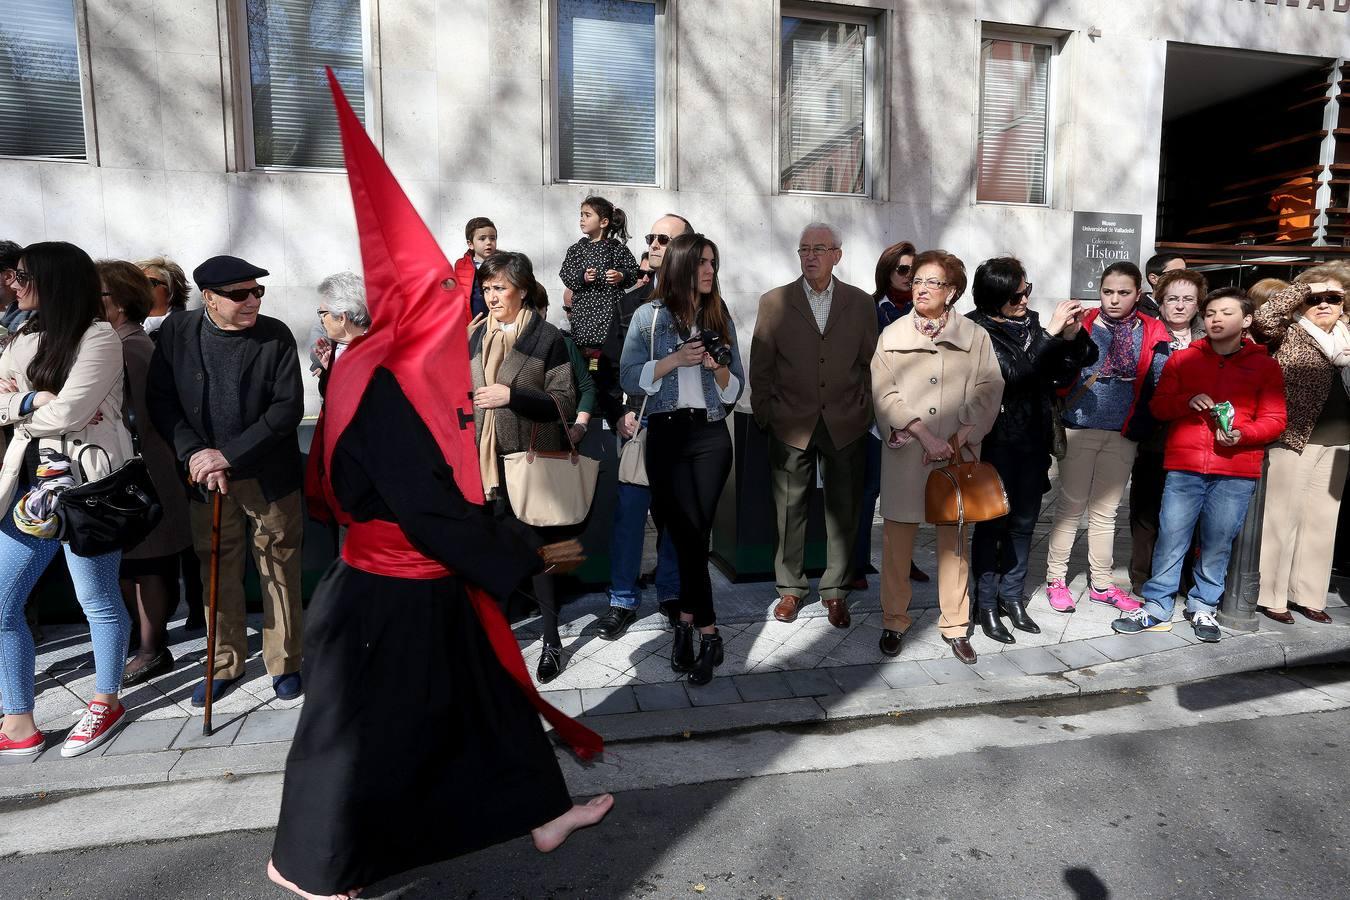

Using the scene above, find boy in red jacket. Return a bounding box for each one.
[452,216,496,319]
[1113,287,1287,642]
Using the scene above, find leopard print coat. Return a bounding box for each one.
[1251,282,1341,453]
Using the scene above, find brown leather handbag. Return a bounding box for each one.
[924,438,1009,526]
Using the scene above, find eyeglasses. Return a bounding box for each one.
[797,246,839,257]
[1013,283,1034,301]
[147,277,168,289]
[1162,295,1197,306]
[893,264,911,277]
[912,278,951,291]
[100,291,112,298]
[9,269,32,288]
[212,285,265,303]
[645,233,671,247]
[316,309,331,320]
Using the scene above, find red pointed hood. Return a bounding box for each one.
[316,68,481,507]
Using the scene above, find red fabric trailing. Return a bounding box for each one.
[311,69,601,761]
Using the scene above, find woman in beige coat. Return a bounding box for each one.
[871,250,1004,665]
[0,242,133,760]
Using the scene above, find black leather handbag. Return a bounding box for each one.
[58,373,163,557]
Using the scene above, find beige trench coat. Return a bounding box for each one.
[871,312,1004,524]
[0,322,133,513]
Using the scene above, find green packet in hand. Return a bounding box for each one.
[1211,401,1235,434]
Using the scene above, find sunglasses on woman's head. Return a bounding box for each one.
[212,285,265,303]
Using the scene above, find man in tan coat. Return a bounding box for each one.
[751,223,878,628]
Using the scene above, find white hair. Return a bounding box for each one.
[318,271,370,327]
[799,222,842,248]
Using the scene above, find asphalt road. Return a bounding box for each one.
[3,672,1348,900]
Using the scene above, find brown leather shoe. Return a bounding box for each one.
[1289,602,1333,624]
[944,635,978,665]
[1260,607,1295,625]
[773,594,803,623]
[823,599,851,629]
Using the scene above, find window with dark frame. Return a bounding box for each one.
[0,0,86,160]
[556,0,658,185]
[977,36,1052,205]
[245,0,365,170]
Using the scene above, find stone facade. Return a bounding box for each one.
[1,0,1346,414]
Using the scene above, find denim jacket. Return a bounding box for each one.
[620,300,745,421]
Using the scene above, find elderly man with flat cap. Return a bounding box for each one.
[148,256,305,706]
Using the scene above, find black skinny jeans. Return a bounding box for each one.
[644,410,732,628]
[970,442,1049,611]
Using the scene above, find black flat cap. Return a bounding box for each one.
[193,255,270,291]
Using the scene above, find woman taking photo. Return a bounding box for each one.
[1043,261,1169,614]
[871,249,1003,665]
[97,260,192,686]
[469,251,579,684]
[1252,266,1350,624]
[620,233,744,685]
[0,242,133,758]
[1128,268,1207,594]
[852,240,929,590]
[967,258,1095,643]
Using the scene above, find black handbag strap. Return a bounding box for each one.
[119,363,143,457]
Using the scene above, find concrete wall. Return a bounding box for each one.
[1,0,1347,414]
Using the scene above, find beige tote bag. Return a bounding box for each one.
[502,396,599,527]
[617,313,657,487]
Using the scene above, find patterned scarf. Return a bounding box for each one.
[477,307,534,494]
[913,309,950,339]
[13,451,75,540]
[1098,309,1140,379]
[1297,315,1350,368]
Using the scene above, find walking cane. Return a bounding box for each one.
[202,489,224,737]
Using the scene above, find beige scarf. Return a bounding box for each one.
[478,307,533,495]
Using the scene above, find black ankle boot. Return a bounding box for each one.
[999,598,1042,634]
[978,607,1015,644]
[671,622,696,672]
[687,631,724,686]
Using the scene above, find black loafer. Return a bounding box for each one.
[595,607,637,640]
[122,651,174,688]
[879,629,903,657]
[536,644,565,684]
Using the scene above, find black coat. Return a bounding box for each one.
[148,308,304,503]
[967,309,1098,453]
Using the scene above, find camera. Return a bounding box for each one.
[696,330,732,368]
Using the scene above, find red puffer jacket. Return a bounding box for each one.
[1149,337,1287,478]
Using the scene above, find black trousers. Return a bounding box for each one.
[970,442,1049,611]
[645,410,733,628]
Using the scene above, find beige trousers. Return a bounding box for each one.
[190,480,304,679]
[1045,427,1138,587]
[880,520,969,638]
[1258,443,1349,612]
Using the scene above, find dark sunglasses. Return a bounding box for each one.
[1306,292,1345,307]
[147,277,168,289]
[893,264,911,276]
[645,233,672,247]
[1012,283,1034,301]
[212,285,265,303]
[9,269,32,288]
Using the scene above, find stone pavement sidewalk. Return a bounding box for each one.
[4,479,1349,799]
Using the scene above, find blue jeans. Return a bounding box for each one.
[0,514,128,714]
[852,434,882,578]
[1141,471,1257,621]
[608,478,680,611]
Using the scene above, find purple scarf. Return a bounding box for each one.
[1098,309,1140,379]
[913,310,949,339]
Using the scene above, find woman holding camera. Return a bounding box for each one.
[0,242,133,758]
[620,233,744,686]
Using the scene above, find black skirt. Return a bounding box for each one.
[270,561,572,894]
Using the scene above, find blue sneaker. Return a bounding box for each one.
[191,674,243,708]
[1112,608,1172,635]
[273,672,303,701]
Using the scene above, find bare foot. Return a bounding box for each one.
[266,858,360,899]
[531,794,614,852]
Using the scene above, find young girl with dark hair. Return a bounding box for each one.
[0,242,134,758]
[619,233,744,685]
[1043,261,1170,614]
[559,196,641,351]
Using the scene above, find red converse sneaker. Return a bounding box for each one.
[60,701,126,758]
[0,730,46,757]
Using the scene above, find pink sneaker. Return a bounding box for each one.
[1090,584,1142,612]
[61,701,127,758]
[1046,579,1075,613]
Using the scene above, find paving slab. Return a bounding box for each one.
[0,751,178,800]
[171,716,245,751]
[685,676,742,707]
[819,674,1079,721]
[632,682,691,712]
[1003,646,1070,676]
[732,671,795,703]
[919,657,982,685]
[543,689,584,719]
[580,686,639,716]
[1047,641,1113,670]
[876,660,938,690]
[234,709,302,746]
[103,719,186,757]
[783,668,840,698]
[168,743,291,781]
[1087,630,1190,662]
[970,653,1026,681]
[825,665,891,694]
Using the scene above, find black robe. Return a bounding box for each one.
[270,369,570,894]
